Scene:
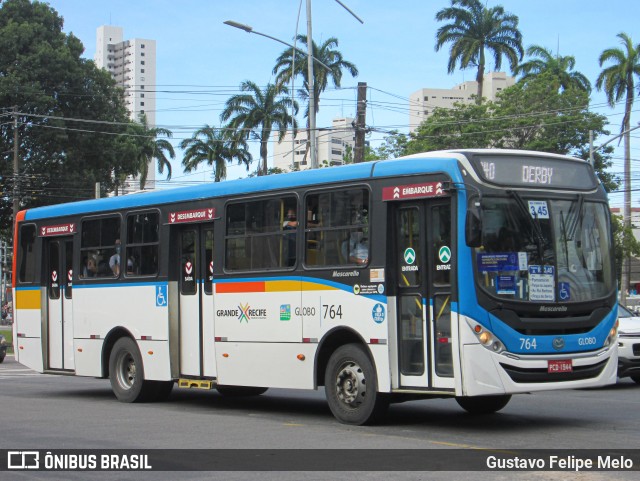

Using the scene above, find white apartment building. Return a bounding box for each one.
[409,71,515,132]
[95,26,157,191]
[273,118,357,171]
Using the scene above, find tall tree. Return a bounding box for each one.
[0,0,135,231]
[596,32,640,300]
[273,35,358,161]
[221,81,297,176]
[180,125,252,182]
[128,114,175,190]
[515,45,591,93]
[435,0,523,103]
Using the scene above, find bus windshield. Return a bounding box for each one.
[475,196,614,303]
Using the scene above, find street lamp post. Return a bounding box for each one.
[223,20,331,171]
[306,0,317,169]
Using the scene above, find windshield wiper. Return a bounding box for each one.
[508,190,546,257]
[566,194,584,241]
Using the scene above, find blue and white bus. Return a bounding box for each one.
[12,149,618,425]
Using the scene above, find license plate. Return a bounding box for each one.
[548,359,573,373]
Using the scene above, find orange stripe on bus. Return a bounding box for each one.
[215,281,265,293]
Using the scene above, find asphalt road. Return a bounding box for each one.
[1,354,639,481]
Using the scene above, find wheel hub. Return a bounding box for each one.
[336,361,366,407]
[117,352,136,390]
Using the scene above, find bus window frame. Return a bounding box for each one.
[78,213,123,281]
[17,223,38,285]
[302,184,372,270]
[124,208,161,279]
[222,192,300,274]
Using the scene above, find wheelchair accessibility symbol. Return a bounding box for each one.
[559,282,570,301]
[156,285,168,307]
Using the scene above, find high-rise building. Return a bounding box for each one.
[95,26,157,191]
[409,72,515,132]
[272,117,357,171]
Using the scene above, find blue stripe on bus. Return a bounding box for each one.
[23,156,463,220]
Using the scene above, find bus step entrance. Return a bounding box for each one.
[177,379,214,390]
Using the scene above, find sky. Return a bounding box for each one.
[42,0,640,207]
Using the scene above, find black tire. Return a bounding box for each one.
[216,386,268,396]
[456,394,511,415]
[0,354,5,364]
[108,337,155,403]
[631,375,640,385]
[324,343,389,425]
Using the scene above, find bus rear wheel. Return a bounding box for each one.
[325,343,389,425]
[455,394,511,415]
[109,337,155,403]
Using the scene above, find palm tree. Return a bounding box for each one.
[180,125,252,182]
[272,35,358,161]
[435,0,523,103]
[596,32,640,301]
[130,114,175,190]
[515,45,591,93]
[221,81,297,176]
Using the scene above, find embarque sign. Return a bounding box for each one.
[382,182,446,201]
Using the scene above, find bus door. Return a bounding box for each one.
[393,199,454,390]
[176,224,216,378]
[45,237,74,371]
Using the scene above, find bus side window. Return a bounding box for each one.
[305,188,369,267]
[18,224,37,284]
[225,196,297,271]
[126,212,159,276]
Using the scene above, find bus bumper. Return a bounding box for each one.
[460,343,618,396]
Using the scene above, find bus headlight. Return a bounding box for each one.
[467,320,504,354]
[604,320,619,347]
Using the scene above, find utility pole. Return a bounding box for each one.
[354,82,367,163]
[12,106,19,225]
[306,0,317,169]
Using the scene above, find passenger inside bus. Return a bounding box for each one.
[342,231,369,265]
[83,255,98,278]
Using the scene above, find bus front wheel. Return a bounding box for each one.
[109,337,155,403]
[455,394,511,415]
[325,343,389,425]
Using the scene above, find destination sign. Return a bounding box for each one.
[169,208,215,224]
[468,154,598,190]
[40,223,76,237]
[382,182,447,201]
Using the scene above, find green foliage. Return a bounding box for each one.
[0,0,135,231]
[127,114,175,190]
[611,214,640,284]
[221,81,297,176]
[435,0,523,101]
[180,125,251,182]
[515,45,591,93]
[364,131,409,160]
[272,35,358,118]
[407,101,494,153]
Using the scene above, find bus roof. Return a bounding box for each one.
[23,153,467,221]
